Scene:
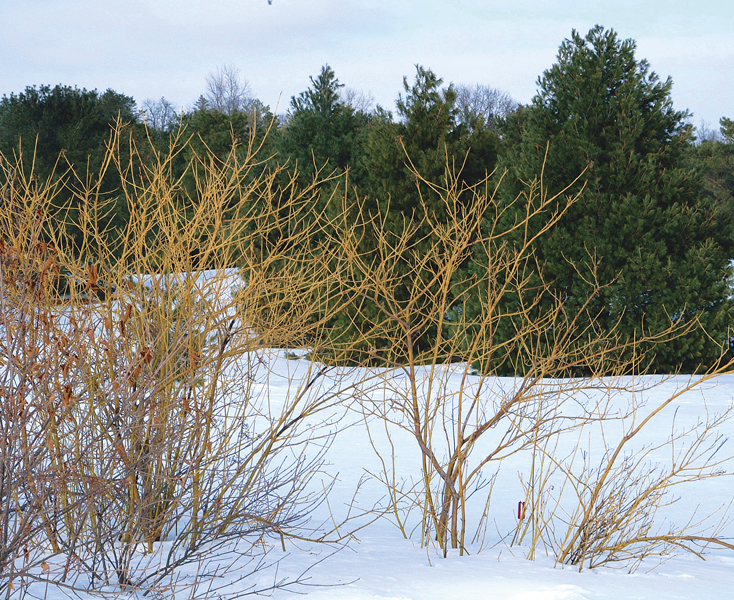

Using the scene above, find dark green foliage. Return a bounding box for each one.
[272,66,370,300]
[364,66,497,236]
[182,98,274,161]
[325,66,499,360]
[267,66,372,357]
[689,118,734,233]
[0,85,137,176]
[277,65,370,193]
[483,26,734,372]
[721,117,734,143]
[172,101,279,268]
[3,49,730,373]
[0,85,140,252]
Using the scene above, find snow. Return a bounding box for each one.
[240,353,734,600]
[21,347,734,599]
[262,530,734,599]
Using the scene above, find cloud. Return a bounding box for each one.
[2,0,732,123]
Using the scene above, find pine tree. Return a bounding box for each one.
[174,94,277,267]
[484,26,734,372]
[0,85,140,253]
[278,65,369,189]
[721,117,734,143]
[326,66,498,361]
[363,66,497,257]
[688,117,734,252]
[0,85,138,178]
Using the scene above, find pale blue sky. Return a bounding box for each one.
[2,0,732,128]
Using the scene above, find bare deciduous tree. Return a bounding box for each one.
[340,88,375,113]
[454,83,519,130]
[205,64,255,115]
[695,119,723,144]
[140,96,179,131]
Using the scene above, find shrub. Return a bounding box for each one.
[0,123,358,596]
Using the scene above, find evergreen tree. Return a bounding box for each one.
[277,65,369,189]
[364,65,497,251]
[0,85,140,252]
[173,95,278,267]
[688,117,734,245]
[485,26,734,372]
[266,66,373,358]
[0,85,137,178]
[326,66,498,361]
[181,101,273,161]
[721,117,734,143]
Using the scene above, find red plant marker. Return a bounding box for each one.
[518,501,526,520]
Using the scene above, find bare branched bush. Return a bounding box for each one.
[514,374,734,571]
[331,153,734,565]
[0,164,93,595]
[0,124,363,596]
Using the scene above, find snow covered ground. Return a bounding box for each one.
[266,537,734,600]
[25,348,734,600]
[246,352,734,600]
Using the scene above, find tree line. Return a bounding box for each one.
[1,25,733,373]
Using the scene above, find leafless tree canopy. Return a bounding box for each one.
[340,87,375,113]
[141,96,179,130]
[695,119,723,144]
[454,83,519,129]
[205,64,255,115]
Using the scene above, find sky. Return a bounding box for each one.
[2,0,732,129]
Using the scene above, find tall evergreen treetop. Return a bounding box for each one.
[291,65,343,117]
[493,25,734,372]
[528,25,689,197]
[278,65,369,187]
[365,65,497,229]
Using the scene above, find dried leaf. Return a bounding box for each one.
[140,347,153,364]
[61,385,73,410]
[87,263,98,289]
